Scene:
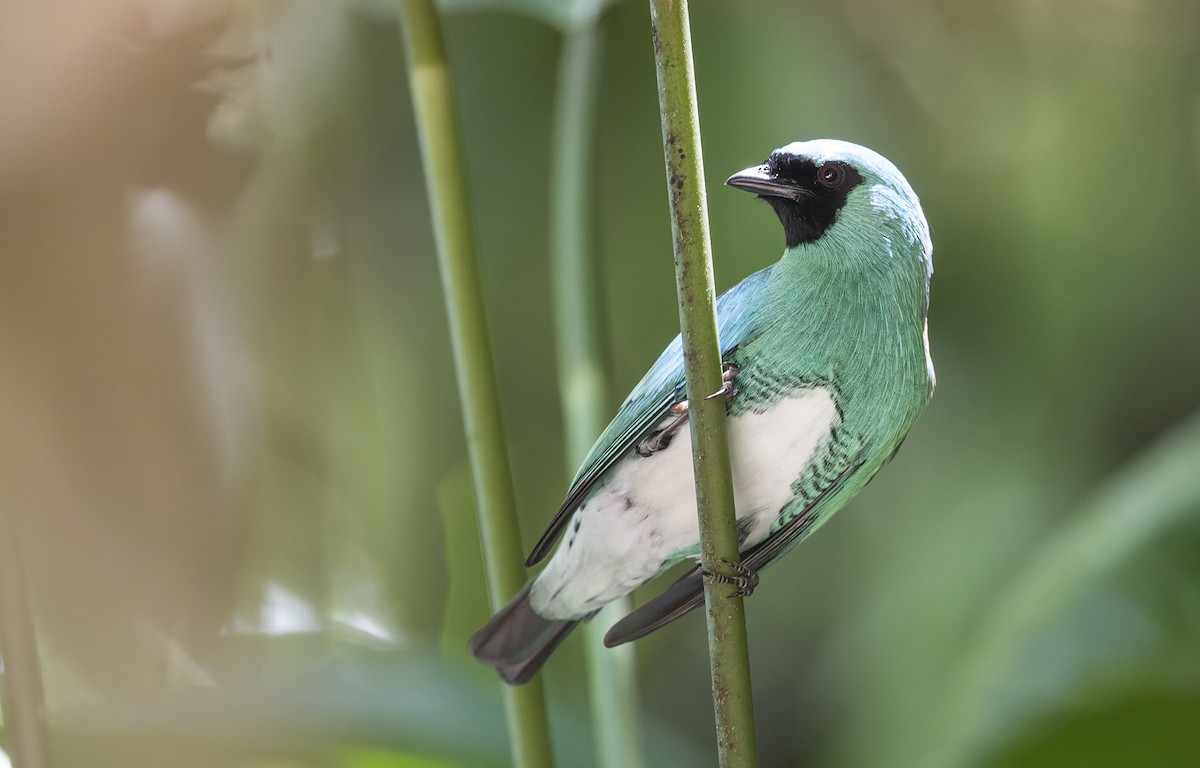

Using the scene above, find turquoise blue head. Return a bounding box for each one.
[726,139,932,282]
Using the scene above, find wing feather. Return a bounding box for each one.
[525,383,684,566]
[525,267,774,567]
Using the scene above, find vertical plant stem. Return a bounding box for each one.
[0,515,53,768]
[396,3,554,766]
[549,17,644,768]
[647,1,760,766]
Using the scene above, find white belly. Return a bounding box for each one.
[531,387,839,618]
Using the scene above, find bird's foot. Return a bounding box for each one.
[704,362,741,401]
[703,558,759,598]
[637,407,690,456]
[638,364,737,457]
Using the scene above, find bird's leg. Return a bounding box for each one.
[702,558,760,598]
[705,362,741,401]
[638,364,740,457]
[637,400,690,456]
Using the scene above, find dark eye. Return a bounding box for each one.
[817,163,845,188]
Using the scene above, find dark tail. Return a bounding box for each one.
[603,565,705,647]
[468,584,581,685]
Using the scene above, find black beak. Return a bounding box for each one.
[725,164,802,200]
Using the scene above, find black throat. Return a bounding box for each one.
[764,154,863,248]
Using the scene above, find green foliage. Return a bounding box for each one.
[438,0,621,30]
[548,13,646,768]
[2,1,1199,767]
[943,411,1200,768]
[438,464,490,658]
[397,0,554,764]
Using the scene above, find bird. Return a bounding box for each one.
[469,139,935,685]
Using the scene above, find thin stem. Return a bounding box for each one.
[0,514,53,768]
[396,3,554,766]
[646,1,760,766]
[550,18,644,768]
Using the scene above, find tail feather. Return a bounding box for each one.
[604,566,705,647]
[468,584,581,685]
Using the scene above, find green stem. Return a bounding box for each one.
[396,3,554,766]
[0,515,53,768]
[549,18,644,768]
[647,1,760,766]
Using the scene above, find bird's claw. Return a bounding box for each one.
[704,362,741,401]
[702,558,759,598]
[704,382,741,401]
[638,364,739,457]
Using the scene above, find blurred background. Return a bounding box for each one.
[1,0,1199,766]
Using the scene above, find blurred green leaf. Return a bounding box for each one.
[983,689,1200,768]
[51,646,514,768]
[438,463,490,658]
[334,743,466,768]
[437,0,622,29]
[934,411,1200,767]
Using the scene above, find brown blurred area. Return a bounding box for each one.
[0,0,249,694]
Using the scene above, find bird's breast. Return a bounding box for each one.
[726,386,840,544]
[530,385,841,618]
[613,384,841,556]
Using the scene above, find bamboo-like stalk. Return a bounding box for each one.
[396,3,554,766]
[0,516,53,768]
[646,1,760,766]
[549,17,645,768]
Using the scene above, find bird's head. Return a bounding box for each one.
[726,139,931,278]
